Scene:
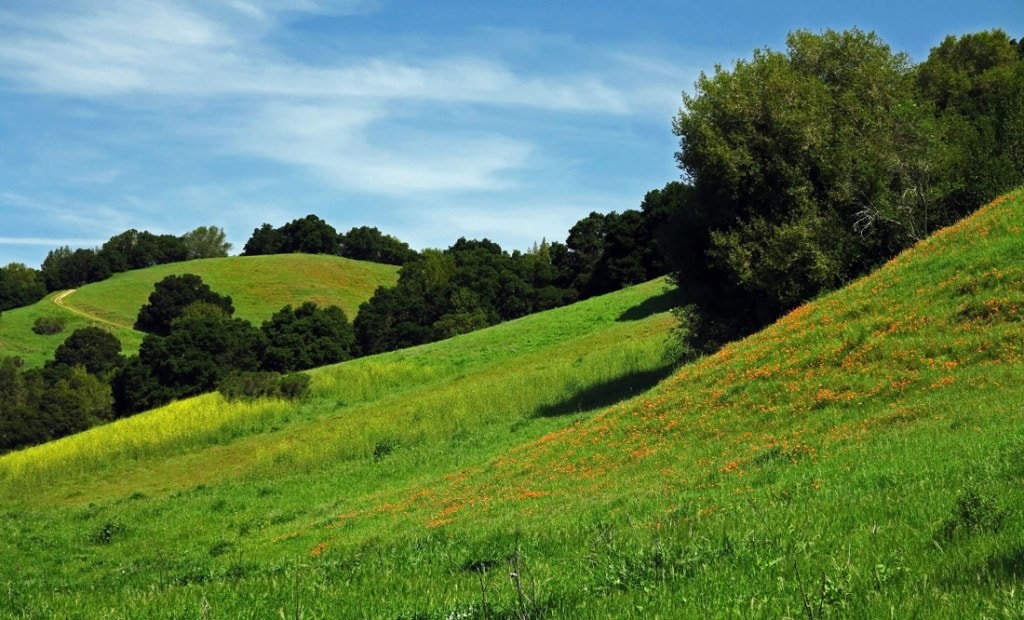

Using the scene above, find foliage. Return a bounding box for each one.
[354,215,668,356]
[134,274,235,336]
[98,230,188,274]
[48,326,124,377]
[339,225,418,265]
[40,246,111,290]
[31,316,66,335]
[181,226,233,259]
[916,29,1024,214]
[133,312,263,407]
[668,28,1024,344]
[0,262,46,311]
[217,371,311,402]
[260,302,355,372]
[0,356,115,452]
[242,215,339,256]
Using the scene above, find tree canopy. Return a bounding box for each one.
[134,274,235,336]
[665,27,1024,343]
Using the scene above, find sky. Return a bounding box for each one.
[0,0,1021,268]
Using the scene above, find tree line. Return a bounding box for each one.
[0,226,233,314]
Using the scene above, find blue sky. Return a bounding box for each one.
[0,0,1021,268]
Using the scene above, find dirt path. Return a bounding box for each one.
[52,289,133,330]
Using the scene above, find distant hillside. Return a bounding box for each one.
[2,189,1023,617]
[0,253,398,367]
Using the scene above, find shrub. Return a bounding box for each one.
[32,316,66,335]
[218,371,310,402]
[278,373,311,400]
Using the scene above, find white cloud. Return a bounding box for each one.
[236,102,534,194]
[0,1,635,112]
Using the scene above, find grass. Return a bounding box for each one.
[0,253,398,366]
[2,189,1024,618]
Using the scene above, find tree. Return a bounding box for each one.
[338,226,418,265]
[181,226,232,259]
[135,274,235,336]
[242,223,284,256]
[98,230,188,273]
[242,215,340,255]
[40,246,110,290]
[138,312,263,401]
[917,30,1024,214]
[0,263,46,311]
[671,28,939,334]
[260,302,355,372]
[36,366,113,435]
[48,327,124,377]
[278,214,339,254]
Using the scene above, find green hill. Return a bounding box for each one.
[3,189,1024,617]
[0,254,399,367]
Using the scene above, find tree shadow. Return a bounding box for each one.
[536,364,677,417]
[618,287,683,321]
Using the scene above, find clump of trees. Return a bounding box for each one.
[114,274,355,416]
[0,328,124,451]
[664,28,1024,346]
[352,200,674,356]
[241,216,418,266]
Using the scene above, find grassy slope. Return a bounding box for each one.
[0,277,679,619]
[0,254,398,367]
[3,189,1024,617]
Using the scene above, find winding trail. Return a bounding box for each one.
[52,289,133,330]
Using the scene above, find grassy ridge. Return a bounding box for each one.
[3,190,1024,617]
[0,254,398,366]
[0,278,677,499]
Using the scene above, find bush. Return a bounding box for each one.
[218,371,310,402]
[278,373,311,400]
[32,316,66,335]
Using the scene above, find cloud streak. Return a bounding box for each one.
[0,0,674,201]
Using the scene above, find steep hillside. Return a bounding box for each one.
[0,254,398,366]
[2,189,1024,618]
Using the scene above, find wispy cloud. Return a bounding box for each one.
[0,0,666,200]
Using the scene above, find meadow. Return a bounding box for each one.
[0,253,398,366]
[2,190,1024,618]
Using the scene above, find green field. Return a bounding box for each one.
[3,190,1024,618]
[0,254,398,367]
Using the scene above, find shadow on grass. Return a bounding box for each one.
[536,364,676,417]
[618,287,683,321]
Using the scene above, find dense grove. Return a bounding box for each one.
[0,28,1021,454]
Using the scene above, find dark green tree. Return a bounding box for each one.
[338,226,418,265]
[48,327,124,377]
[279,214,339,254]
[0,263,46,311]
[242,223,284,256]
[260,302,355,372]
[917,29,1024,214]
[135,274,235,336]
[138,312,263,401]
[672,28,940,334]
